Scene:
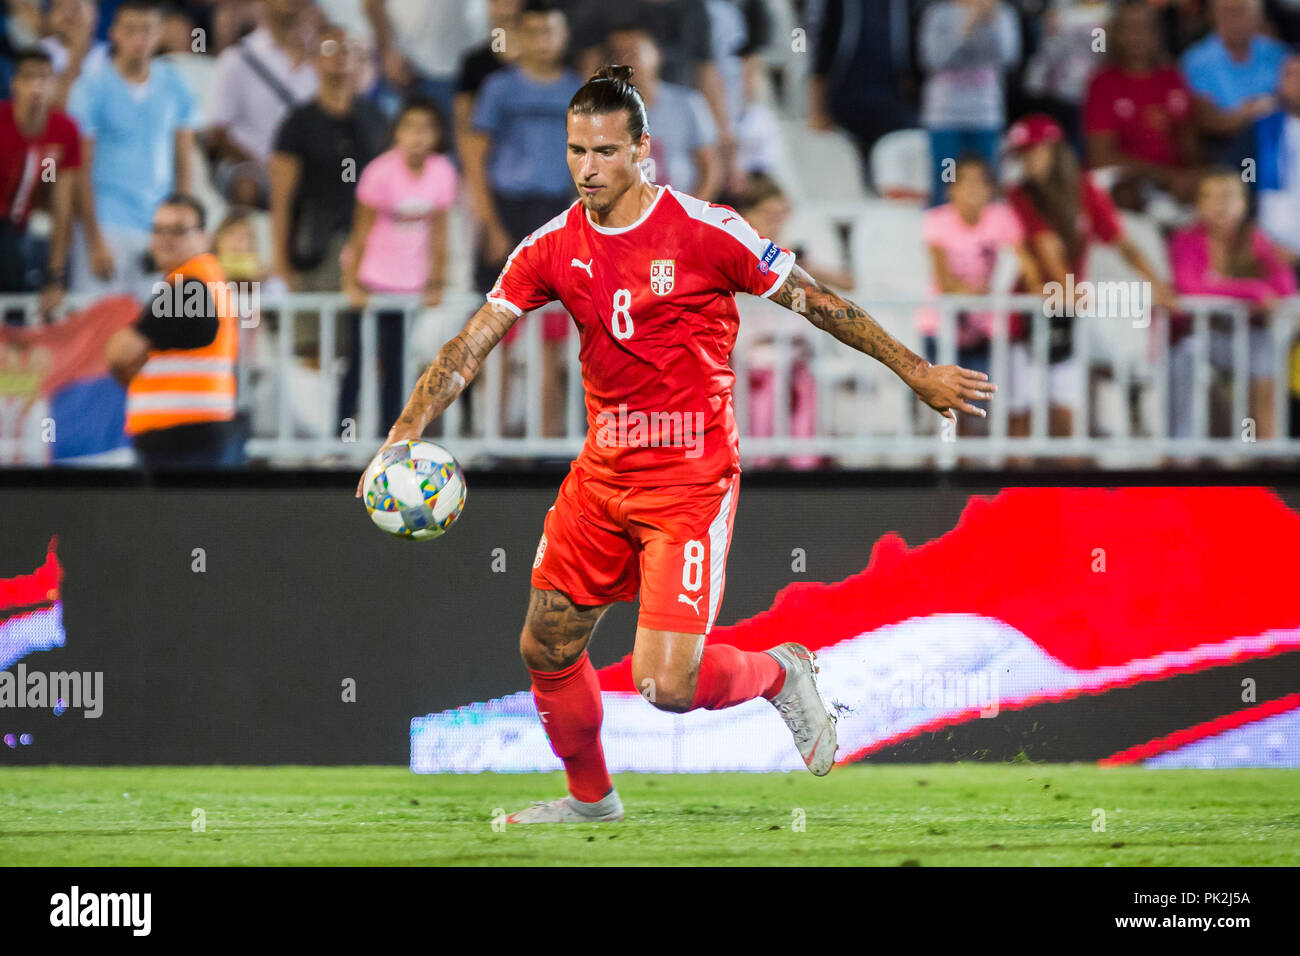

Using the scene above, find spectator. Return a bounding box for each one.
[67,0,198,299]
[1255,53,1300,262]
[920,154,1040,434]
[919,0,1021,206]
[466,1,580,439]
[704,0,767,130]
[1020,0,1112,151]
[364,0,487,136]
[606,26,720,198]
[734,173,843,469]
[704,0,770,193]
[40,0,106,106]
[570,0,737,185]
[1168,168,1296,439]
[158,2,197,54]
[1181,0,1289,168]
[808,0,917,174]
[105,193,244,470]
[208,0,318,208]
[731,41,785,183]
[213,206,274,286]
[3,0,42,52]
[741,173,853,290]
[340,97,455,434]
[210,0,262,54]
[571,0,706,86]
[1084,0,1201,210]
[268,24,386,298]
[452,0,522,172]
[0,47,79,319]
[466,0,579,295]
[211,205,278,390]
[1004,114,1176,441]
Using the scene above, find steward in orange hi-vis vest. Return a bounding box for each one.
[124,252,238,437]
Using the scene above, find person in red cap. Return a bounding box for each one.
[1003,112,1177,447]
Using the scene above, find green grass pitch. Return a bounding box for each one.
[2,764,1297,866]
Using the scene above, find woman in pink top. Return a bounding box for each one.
[1167,168,1297,440]
[339,97,457,435]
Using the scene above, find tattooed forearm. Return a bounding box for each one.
[772,265,929,384]
[397,302,519,430]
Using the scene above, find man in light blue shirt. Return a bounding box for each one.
[1180,0,1289,167]
[471,52,580,202]
[67,0,198,298]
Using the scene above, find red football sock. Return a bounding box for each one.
[529,651,612,804]
[690,644,786,711]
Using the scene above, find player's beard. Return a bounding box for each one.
[583,177,635,216]
[581,188,613,214]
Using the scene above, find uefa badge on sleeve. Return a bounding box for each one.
[650,259,675,295]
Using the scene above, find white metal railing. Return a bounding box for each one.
[3,291,1299,469]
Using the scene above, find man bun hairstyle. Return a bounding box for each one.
[568,64,649,142]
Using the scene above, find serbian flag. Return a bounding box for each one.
[0,537,64,672]
[411,487,1300,772]
[0,296,138,463]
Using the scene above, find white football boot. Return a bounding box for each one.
[505,789,624,824]
[766,643,838,775]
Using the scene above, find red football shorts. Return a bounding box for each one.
[530,464,740,635]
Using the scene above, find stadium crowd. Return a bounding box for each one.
[1,0,1299,467]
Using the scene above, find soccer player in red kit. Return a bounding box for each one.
[362,66,995,822]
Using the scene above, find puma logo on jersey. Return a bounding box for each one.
[720,215,738,225]
[570,258,593,277]
[677,593,703,614]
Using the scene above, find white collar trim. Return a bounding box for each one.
[585,184,667,235]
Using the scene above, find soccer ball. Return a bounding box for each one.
[362,440,466,541]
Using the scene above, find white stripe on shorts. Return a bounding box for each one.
[705,481,735,635]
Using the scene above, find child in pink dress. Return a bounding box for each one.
[920,154,1037,431]
[339,98,457,434]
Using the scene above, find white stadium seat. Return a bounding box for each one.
[847,199,930,304]
[778,119,867,209]
[869,129,931,204]
[1086,209,1170,373]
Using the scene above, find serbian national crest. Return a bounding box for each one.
[649,259,675,295]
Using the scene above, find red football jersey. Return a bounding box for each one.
[487,184,796,486]
[1007,173,1124,278]
[1083,66,1193,169]
[0,102,82,228]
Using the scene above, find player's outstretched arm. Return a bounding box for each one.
[356,302,519,496]
[396,301,519,436]
[770,264,995,419]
